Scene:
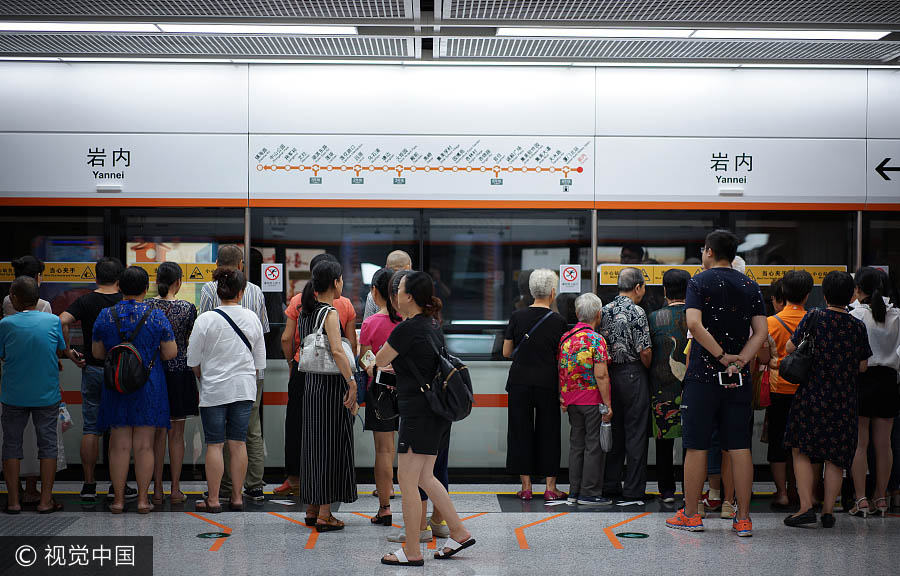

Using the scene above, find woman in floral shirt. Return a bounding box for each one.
[558,293,612,506]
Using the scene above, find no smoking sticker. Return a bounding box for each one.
[261,263,283,292]
[559,264,581,294]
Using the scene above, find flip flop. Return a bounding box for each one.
[381,548,424,567]
[137,503,154,515]
[170,492,188,505]
[37,499,64,514]
[434,537,476,559]
[195,497,222,514]
[4,505,21,515]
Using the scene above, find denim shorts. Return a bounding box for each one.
[1,402,59,461]
[81,365,104,435]
[200,400,253,444]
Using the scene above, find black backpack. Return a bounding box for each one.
[405,335,474,422]
[104,306,155,395]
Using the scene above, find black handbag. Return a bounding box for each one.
[778,309,819,386]
[404,336,474,422]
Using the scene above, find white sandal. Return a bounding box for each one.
[381,547,424,567]
[434,536,476,559]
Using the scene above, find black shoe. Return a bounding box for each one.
[821,513,836,528]
[784,509,817,527]
[243,487,265,502]
[107,485,138,501]
[80,483,97,502]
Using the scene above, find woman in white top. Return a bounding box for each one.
[850,267,900,517]
[187,268,266,513]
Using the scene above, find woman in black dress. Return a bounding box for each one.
[783,271,872,528]
[375,271,475,566]
[297,260,357,532]
[149,262,199,505]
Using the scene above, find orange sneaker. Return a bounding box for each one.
[732,516,753,537]
[666,509,704,532]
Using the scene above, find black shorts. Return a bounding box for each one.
[681,376,753,451]
[765,392,794,463]
[397,411,451,456]
[859,366,900,419]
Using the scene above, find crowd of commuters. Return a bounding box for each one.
[1,229,899,554]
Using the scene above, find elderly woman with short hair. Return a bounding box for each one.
[559,293,612,506]
[502,269,569,501]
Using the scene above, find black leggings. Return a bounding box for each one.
[506,386,561,477]
[284,364,304,476]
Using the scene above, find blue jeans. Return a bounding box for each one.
[80,365,103,435]
[200,401,253,444]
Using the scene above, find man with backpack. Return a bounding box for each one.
[59,256,137,502]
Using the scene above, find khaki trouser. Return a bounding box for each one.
[221,380,264,493]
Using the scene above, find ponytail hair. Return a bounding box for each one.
[372,267,401,323]
[403,270,442,324]
[855,267,887,323]
[155,261,182,298]
[213,267,246,301]
[302,260,342,315]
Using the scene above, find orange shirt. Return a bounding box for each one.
[767,304,807,395]
[285,294,357,362]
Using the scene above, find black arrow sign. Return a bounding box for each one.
[876,157,900,181]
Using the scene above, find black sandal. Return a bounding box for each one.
[316,515,345,532]
[371,504,392,526]
[305,505,319,527]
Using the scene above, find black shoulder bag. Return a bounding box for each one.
[404,335,474,422]
[778,310,819,386]
[512,310,554,358]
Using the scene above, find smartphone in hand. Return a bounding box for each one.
[718,372,743,387]
[361,349,376,367]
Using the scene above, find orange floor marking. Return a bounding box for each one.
[183,511,232,551]
[603,512,652,550]
[462,512,489,521]
[267,511,319,549]
[515,512,569,549]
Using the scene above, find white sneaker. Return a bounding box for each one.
[428,517,450,538]
[388,527,432,543]
[721,501,737,519]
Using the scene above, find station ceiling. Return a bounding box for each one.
[1,1,899,65]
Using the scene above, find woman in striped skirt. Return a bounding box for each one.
[298,259,358,532]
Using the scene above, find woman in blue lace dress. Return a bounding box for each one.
[148,262,199,505]
[92,266,176,514]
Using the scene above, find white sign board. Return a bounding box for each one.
[0,133,248,200]
[261,263,283,293]
[866,139,900,204]
[559,264,581,293]
[594,137,865,204]
[249,135,593,204]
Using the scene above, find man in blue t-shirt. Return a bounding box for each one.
[666,230,767,537]
[0,276,73,514]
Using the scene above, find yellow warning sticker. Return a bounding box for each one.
[1,262,217,283]
[599,264,847,286]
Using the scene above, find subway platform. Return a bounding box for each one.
[1,482,898,575]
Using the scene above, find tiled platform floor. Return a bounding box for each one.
[2,483,898,575]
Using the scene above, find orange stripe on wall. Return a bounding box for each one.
[0,197,893,211]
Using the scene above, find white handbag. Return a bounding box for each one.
[299,305,357,375]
